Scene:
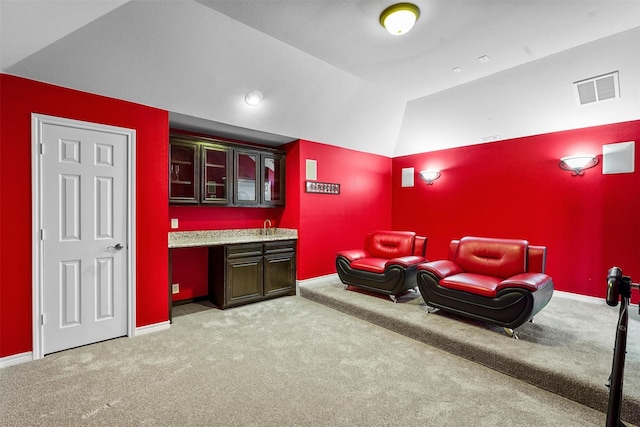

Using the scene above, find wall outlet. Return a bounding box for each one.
[171,218,179,229]
[172,283,179,294]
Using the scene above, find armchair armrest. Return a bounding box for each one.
[498,273,553,293]
[417,260,463,279]
[385,255,425,268]
[336,249,371,263]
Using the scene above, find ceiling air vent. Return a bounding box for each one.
[573,71,620,105]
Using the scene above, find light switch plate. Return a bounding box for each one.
[172,283,179,294]
[171,218,179,229]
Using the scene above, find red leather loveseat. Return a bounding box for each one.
[416,236,553,337]
[336,230,427,302]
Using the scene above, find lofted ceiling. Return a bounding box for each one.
[2,0,639,155]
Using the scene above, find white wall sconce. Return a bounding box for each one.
[419,170,440,185]
[559,155,598,176]
[379,3,420,36]
[244,91,263,106]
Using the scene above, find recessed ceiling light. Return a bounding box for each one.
[452,67,462,73]
[478,55,490,63]
[244,91,263,106]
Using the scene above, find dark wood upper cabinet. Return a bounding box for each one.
[233,148,260,206]
[202,144,232,205]
[169,141,199,204]
[261,152,285,206]
[169,134,285,207]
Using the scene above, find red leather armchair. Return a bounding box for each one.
[336,231,427,302]
[417,236,553,337]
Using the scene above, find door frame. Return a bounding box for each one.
[31,114,136,360]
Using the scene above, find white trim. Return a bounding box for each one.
[127,122,137,339]
[0,352,33,369]
[554,289,638,308]
[135,321,170,336]
[31,114,136,360]
[297,273,340,288]
[31,116,44,360]
[553,290,603,304]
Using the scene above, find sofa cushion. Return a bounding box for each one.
[455,237,528,279]
[440,273,502,298]
[350,258,388,274]
[367,231,416,259]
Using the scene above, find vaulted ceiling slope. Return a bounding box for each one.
[2,1,640,156]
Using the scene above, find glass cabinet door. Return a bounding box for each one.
[202,145,231,205]
[234,149,259,205]
[169,142,198,204]
[262,153,285,206]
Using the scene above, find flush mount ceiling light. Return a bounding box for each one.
[559,155,599,176]
[244,91,263,106]
[380,3,420,36]
[419,170,440,185]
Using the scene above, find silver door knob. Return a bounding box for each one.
[108,243,124,250]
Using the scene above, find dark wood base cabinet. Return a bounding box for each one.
[209,240,296,309]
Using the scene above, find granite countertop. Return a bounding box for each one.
[168,228,298,248]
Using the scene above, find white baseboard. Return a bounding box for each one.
[554,290,603,304]
[135,321,170,336]
[0,351,33,369]
[1,322,170,368]
[554,289,638,308]
[297,273,340,288]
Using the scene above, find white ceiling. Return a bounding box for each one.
[2,0,640,155]
[196,0,640,100]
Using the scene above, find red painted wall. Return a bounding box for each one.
[170,247,209,301]
[296,140,393,280]
[279,140,301,230]
[0,74,169,357]
[392,121,640,301]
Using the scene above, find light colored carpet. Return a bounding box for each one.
[300,277,640,425]
[0,294,624,426]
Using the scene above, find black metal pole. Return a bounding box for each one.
[605,266,633,427]
[605,292,628,427]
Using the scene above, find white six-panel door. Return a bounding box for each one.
[33,115,134,357]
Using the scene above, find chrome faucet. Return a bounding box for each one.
[263,219,272,235]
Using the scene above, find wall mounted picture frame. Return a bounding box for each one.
[305,181,340,195]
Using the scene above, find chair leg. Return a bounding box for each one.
[503,328,519,339]
[389,295,398,303]
[423,305,438,314]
